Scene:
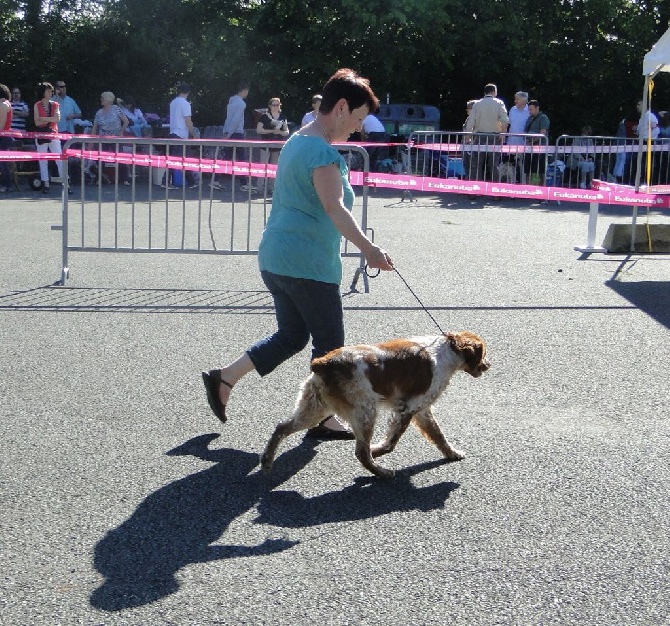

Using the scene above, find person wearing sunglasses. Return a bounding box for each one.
[54,81,81,134]
[257,98,289,195]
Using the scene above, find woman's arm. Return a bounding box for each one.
[34,103,48,126]
[119,111,130,134]
[313,164,393,270]
[257,114,275,136]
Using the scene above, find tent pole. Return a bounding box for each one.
[632,74,655,252]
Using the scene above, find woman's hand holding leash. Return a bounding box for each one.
[364,245,394,274]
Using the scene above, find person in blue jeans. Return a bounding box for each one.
[211,81,252,191]
[202,68,394,439]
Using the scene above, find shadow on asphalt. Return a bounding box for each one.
[0,285,640,314]
[254,461,458,528]
[90,433,456,611]
[606,279,670,329]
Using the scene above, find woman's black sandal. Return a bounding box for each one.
[305,418,355,440]
[201,369,233,423]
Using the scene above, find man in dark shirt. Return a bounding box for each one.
[523,100,550,182]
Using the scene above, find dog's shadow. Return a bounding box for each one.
[90,433,458,611]
[255,461,459,528]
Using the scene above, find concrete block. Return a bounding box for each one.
[602,223,670,253]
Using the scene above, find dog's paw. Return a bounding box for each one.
[444,448,465,462]
[374,467,396,479]
[370,442,392,458]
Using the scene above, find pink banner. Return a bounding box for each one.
[3,139,669,209]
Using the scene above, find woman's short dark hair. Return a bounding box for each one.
[320,68,379,115]
[0,84,10,100]
[35,82,54,100]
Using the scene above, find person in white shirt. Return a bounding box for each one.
[507,91,530,181]
[167,82,197,188]
[636,100,659,140]
[300,94,322,127]
[118,96,149,137]
[361,112,387,169]
[507,91,529,144]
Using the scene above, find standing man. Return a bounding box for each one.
[465,83,508,180]
[300,94,322,127]
[361,111,387,169]
[523,100,550,183]
[217,81,252,191]
[507,91,530,182]
[54,80,81,134]
[10,87,29,132]
[635,100,659,184]
[169,82,197,140]
[168,82,197,188]
[635,99,659,140]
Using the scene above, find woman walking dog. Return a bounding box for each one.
[202,68,394,439]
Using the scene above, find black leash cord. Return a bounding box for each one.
[365,265,445,335]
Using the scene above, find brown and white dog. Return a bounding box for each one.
[261,331,490,479]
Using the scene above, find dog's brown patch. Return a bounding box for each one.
[364,339,433,399]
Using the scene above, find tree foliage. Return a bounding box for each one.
[1,0,668,135]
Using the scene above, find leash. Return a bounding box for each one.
[365,265,446,335]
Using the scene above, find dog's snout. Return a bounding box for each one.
[467,357,490,377]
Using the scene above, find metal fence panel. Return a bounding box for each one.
[58,137,371,291]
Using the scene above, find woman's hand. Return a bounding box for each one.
[364,244,394,271]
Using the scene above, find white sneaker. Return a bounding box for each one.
[240,184,257,192]
[210,180,225,190]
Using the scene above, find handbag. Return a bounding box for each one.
[36,130,55,145]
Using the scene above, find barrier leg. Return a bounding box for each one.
[348,265,370,293]
[574,202,606,253]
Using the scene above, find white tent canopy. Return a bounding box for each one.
[634,27,670,194]
[643,26,670,76]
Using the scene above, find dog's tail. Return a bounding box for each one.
[295,373,330,414]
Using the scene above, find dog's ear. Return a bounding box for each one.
[447,332,490,377]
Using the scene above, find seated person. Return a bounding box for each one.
[118,96,150,137]
[568,126,596,189]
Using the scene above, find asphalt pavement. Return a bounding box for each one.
[1,184,668,625]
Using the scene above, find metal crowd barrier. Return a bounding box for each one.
[405,130,670,190]
[406,130,551,185]
[555,134,670,189]
[56,137,374,291]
